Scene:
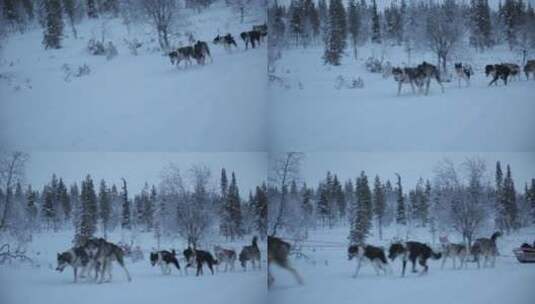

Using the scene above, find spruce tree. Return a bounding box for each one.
[121,178,131,231]
[503,164,518,231]
[370,0,381,44]
[349,171,372,244]
[228,172,242,239]
[98,179,111,239]
[80,175,97,243]
[86,0,98,18]
[348,0,361,59]
[41,185,55,230]
[42,0,63,49]
[373,175,386,240]
[323,0,347,65]
[395,174,406,225]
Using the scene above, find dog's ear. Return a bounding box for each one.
[57,253,60,258]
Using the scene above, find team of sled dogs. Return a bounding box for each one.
[168,24,267,68]
[392,60,535,95]
[267,232,504,288]
[56,236,261,283]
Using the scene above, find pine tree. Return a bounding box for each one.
[41,185,55,230]
[503,164,518,231]
[58,178,71,222]
[79,175,97,243]
[63,0,78,39]
[373,175,386,240]
[86,0,98,18]
[98,179,111,239]
[529,179,535,224]
[370,0,381,44]
[347,0,361,59]
[301,183,314,229]
[495,161,506,230]
[219,168,230,237]
[333,175,346,219]
[395,174,406,225]
[25,185,38,229]
[349,171,372,244]
[317,183,330,226]
[42,0,63,49]
[228,172,242,239]
[253,183,267,238]
[323,0,347,65]
[121,178,131,231]
[71,183,82,245]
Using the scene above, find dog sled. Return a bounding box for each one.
[513,244,535,263]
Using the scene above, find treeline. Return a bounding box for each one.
[269,157,535,246]
[0,0,244,51]
[268,0,535,67]
[0,153,267,247]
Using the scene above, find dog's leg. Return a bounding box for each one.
[452,255,457,269]
[73,267,78,283]
[441,254,447,269]
[107,262,113,282]
[402,259,407,277]
[418,258,428,275]
[397,81,402,96]
[353,258,363,278]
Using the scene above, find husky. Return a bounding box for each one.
[85,238,132,283]
[239,236,261,271]
[416,61,444,95]
[439,236,468,270]
[485,64,510,86]
[268,236,303,288]
[503,63,520,81]
[213,34,237,51]
[524,60,535,80]
[240,30,262,49]
[169,46,194,68]
[193,40,212,65]
[388,241,442,276]
[56,246,92,282]
[150,250,181,275]
[471,231,502,268]
[183,246,218,276]
[391,67,423,95]
[214,245,237,272]
[454,62,473,87]
[347,244,390,277]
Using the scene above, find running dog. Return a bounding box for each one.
[85,238,132,283]
[471,231,502,268]
[183,246,218,276]
[150,249,181,275]
[268,236,303,288]
[213,33,237,51]
[388,241,442,276]
[503,63,520,81]
[454,62,474,87]
[416,61,444,95]
[193,40,212,65]
[439,236,468,270]
[524,60,535,80]
[240,30,262,49]
[56,246,92,282]
[239,236,261,271]
[347,244,390,277]
[214,245,237,272]
[391,67,423,96]
[169,46,194,68]
[486,64,511,86]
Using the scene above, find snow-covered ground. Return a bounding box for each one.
[0,2,267,151]
[268,47,535,152]
[0,231,266,304]
[268,226,535,304]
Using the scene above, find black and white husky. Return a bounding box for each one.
[214,245,237,272]
[150,250,181,275]
[239,236,261,271]
[388,241,442,276]
[439,236,468,270]
[183,247,218,276]
[56,246,92,282]
[213,33,237,51]
[485,64,511,86]
[454,62,474,87]
[347,244,390,277]
[85,238,132,283]
[524,60,535,80]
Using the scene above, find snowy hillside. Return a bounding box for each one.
[268,226,535,304]
[0,231,266,304]
[0,1,267,151]
[268,47,535,152]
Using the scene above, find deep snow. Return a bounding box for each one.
[268,47,535,152]
[0,2,267,152]
[0,231,266,304]
[268,226,535,304]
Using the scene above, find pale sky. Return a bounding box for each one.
[300,152,535,189]
[24,152,267,196]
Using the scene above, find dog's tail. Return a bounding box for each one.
[171,249,176,256]
[431,250,442,260]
